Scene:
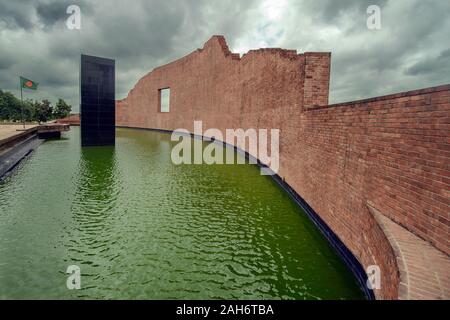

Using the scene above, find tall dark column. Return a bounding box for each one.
[80,54,115,146]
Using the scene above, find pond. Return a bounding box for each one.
[0,127,364,299]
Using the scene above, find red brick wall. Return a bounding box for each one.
[56,114,80,125]
[294,86,449,299]
[303,52,331,109]
[116,36,320,132]
[116,36,449,299]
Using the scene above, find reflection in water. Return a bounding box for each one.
[73,146,119,221]
[0,127,364,299]
[65,146,123,298]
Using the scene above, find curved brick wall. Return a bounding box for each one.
[116,36,449,299]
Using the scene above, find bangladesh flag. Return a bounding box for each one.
[20,76,38,90]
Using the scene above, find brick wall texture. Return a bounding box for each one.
[116,36,450,299]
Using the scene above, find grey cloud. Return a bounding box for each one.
[0,0,258,110]
[0,0,449,110]
[37,1,72,27]
[302,0,388,24]
[0,55,14,70]
[406,49,450,76]
[280,0,450,102]
[0,1,35,29]
[36,0,93,28]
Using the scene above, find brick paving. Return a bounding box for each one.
[0,124,37,141]
[376,213,449,300]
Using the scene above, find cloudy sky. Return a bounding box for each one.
[0,0,449,111]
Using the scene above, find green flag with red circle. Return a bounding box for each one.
[20,76,38,90]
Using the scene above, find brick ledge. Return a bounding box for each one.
[368,203,449,300]
[308,83,450,110]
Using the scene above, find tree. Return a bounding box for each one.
[53,98,72,119]
[34,99,53,123]
[0,89,71,123]
[0,90,18,120]
[22,99,35,122]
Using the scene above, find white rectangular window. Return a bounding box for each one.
[160,88,170,112]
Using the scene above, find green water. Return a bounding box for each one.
[0,127,364,299]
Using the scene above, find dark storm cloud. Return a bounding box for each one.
[303,0,389,25]
[279,0,450,102]
[0,0,94,30]
[0,55,14,70]
[406,48,450,76]
[0,1,35,29]
[36,0,93,28]
[0,0,449,109]
[0,0,258,109]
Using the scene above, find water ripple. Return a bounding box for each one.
[0,127,364,299]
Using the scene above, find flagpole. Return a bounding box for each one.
[20,77,25,129]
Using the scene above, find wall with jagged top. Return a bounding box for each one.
[116,36,450,300]
[116,35,331,130]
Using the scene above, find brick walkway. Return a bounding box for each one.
[375,212,449,300]
[0,124,37,141]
